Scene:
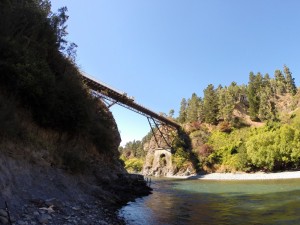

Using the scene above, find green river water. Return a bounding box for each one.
[119,178,300,225]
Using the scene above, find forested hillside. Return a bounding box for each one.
[0,0,119,155]
[120,66,300,173]
[178,65,297,125]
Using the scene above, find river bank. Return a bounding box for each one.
[0,154,151,225]
[166,170,300,180]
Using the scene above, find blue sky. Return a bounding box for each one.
[51,0,300,145]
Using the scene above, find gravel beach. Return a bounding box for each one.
[167,171,300,180]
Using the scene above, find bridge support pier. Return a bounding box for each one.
[143,148,173,177]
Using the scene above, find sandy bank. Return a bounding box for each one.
[167,171,300,180]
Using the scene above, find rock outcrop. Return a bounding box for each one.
[143,148,174,176]
[142,125,196,177]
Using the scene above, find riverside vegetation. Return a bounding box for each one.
[120,67,300,174]
[0,1,151,224]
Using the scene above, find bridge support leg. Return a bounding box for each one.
[152,119,171,147]
[147,117,160,147]
[147,117,172,148]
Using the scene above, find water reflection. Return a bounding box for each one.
[119,179,300,225]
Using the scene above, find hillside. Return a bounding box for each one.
[120,67,300,175]
[0,1,150,224]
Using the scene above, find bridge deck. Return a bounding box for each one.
[80,73,181,129]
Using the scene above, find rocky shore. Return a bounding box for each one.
[0,178,151,225]
[0,155,152,225]
[1,199,125,225]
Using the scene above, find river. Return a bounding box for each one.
[119,178,300,225]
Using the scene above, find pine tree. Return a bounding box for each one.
[178,98,187,123]
[256,72,263,87]
[284,65,297,95]
[168,109,175,118]
[218,87,235,122]
[238,84,248,104]
[262,73,271,89]
[247,72,260,121]
[203,84,218,124]
[186,93,200,122]
[228,81,240,102]
[197,97,204,122]
[274,69,286,95]
[258,84,276,121]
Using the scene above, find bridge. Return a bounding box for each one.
[80,72,181,147]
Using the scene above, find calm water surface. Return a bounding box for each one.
[119,178,300,225]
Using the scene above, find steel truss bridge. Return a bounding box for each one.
[80,72,181,147]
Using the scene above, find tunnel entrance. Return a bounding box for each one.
[160,153,167,167]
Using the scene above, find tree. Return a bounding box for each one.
[247,72,261,121]
[258,89,276,121]
[284,65,297,95]
[186,93,200,122]
[197,97,205,122]
[168,109,175,118]
[274,69,286,95]
[178,98,187,123]
[228,81,241,102]
[203,84,218,124]
[122,140,144,158]
[246,129,278,171]
[218,87,235,122]
[262,73,271,89]
[246,125,300,171]
[258,73,277,121]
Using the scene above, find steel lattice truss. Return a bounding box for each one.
[80,72,180,148]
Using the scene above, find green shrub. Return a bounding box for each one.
[207,128,253,171]
[173,147,190,169]
[124,158,144,172]
[245,124,300,171]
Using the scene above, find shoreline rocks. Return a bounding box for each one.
[7,199,125,225]
[0,208,9,225]
[0,155,151,225]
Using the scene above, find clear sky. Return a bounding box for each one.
[50,0,300,145]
